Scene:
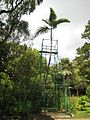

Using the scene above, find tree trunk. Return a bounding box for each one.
[76,89,79,96]
[45,27,53,83]
[48,27,52,68]
[44,27,52,93]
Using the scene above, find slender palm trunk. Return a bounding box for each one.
[48,27,53,68]
[44,27,53,108]
[45,27,53,86]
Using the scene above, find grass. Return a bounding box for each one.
[70,96,90,118]
[74,107,90,118]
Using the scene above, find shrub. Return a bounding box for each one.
[78,97,86,111]
[0,72,15,116]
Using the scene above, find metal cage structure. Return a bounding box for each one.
[39,39,71,112]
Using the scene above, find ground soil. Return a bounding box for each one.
[28,114,90,120]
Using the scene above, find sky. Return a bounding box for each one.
[22,0,90,60]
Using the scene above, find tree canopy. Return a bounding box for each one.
[82,20,90,40]
[34,7,70,37]
[0,0,43,42]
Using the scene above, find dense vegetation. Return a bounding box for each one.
[0,0,44,118]
[0,0,90,119]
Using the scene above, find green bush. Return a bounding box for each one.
[78,97,86,111]
[0,72,43,117]
[30,81,43,113]
[0,72,15,116]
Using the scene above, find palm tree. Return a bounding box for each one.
[34,8,70,69]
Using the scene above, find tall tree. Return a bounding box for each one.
[75,43,90,83]
[34,8,70,68]
[78,20,90,81]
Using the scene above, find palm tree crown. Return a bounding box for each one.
[34,7,70,37]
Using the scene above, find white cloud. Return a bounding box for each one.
[56,25,86,59]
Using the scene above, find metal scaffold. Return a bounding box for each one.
[39,39,71,112]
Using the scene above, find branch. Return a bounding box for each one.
[0,10,11,15]
[13,0,23,12]
[0,0,23,15]
[4,23,14,41]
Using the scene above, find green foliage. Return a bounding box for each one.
[0,41,10,72]
[0,72,13,90]
[70,96,90,118]
[35,7,70,37]
[71,63,83,87]
[7,46,43,113]
[58,58,72,81]
[0,0,45,117]
[78,97,86,111]
[72,96,90,118]
[0,72,15,116]
[70,97,77,113]
[72,28,90,95]
[0,0,43,42]
[49,8,57,22]
[82,20,90,39]
[76,43,90,83]
[75,22,90,87]
[0,5,44,116]
[86,86,90,98]
[29,80,43,113]
[0,41,45,116]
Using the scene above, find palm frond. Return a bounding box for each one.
[42,19,49,25]
[53,18,70,28]
[34,26,49,38]
[49,8,57,22]
[18,20,30,36]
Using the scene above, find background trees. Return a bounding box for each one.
[76,43,90,83]
[73,20,90,96]
[0,0,90,117]
[75,20,90,84]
